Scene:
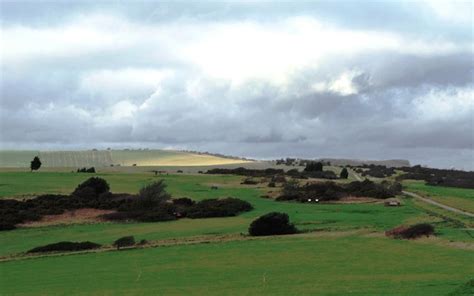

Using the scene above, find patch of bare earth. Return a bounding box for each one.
[18,208,116,228]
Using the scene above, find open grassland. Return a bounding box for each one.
[0,172,472,257]
[0,150,249,168]
[404,180,474,213]
[1,171,473,295]
[1,235,473,296]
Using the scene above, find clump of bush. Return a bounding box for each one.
[77,167,96,173]
[113,236,135,250]
[27,241,101,253]
[248,212,298,236]
[241,178,259,185]
[277,179,402,202]
[385,223,435,239]
[187,198,253,218]
[72,177,110,198]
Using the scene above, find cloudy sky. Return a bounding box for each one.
[1,1,473,169]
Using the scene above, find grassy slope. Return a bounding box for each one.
[0,150,249,168]
[1,235,473,296]
[404,180,474,213]
[0,150,39,167]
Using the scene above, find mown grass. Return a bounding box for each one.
[404,180,474,213]
[1,235,473,296]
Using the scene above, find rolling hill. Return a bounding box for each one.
[0,150,251,168]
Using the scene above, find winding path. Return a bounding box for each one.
[349,169,474,218]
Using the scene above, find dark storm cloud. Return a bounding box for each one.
[0,1,473,169]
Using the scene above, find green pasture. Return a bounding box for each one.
[1,235,472,296]
[0,172,472,257]
[404,180,474,213]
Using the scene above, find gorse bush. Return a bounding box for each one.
[113,236,135,250]
[386,223,435,239]
[248,212,298,236]
[72,177,110,197]
[186,198,253,218]
[27,241,101,253]
[278,179,402,202]
[1,178,253,230]
[133,180,171,210]
[398,223,435,239]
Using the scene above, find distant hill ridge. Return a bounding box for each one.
[0,149,251,168]
[319,158,410,168]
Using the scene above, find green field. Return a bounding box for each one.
[404,180,474,213]
[0,171,473,295]
[1,235,473,296]
[0,149,249,168]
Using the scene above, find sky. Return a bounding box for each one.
[0,0,473,169]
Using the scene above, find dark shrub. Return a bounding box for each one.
[241,178,259,185]
[137,180,170,206]
[27,241,101,253]
[30,156,42,171]
[73,177,110,196]
[72,186,98,199]
[340,168,349,179]
[113,236,135,250]
[345,179,395,199]
[77,167,96,173]
[0,223,16,231]
[304,162,323,172]
[187,198,253,218]
[268,181,276,187]
[399,223,434,239]
[249,212,298,236]
[172,197,195,206]
[386,223,435,239]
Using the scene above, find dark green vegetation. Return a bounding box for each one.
[0,177,253,229]
[30,156,42,171]
[398,165,474,189]
[278,179,402,202]
[27,241,101,253]
[249,212,298,236]
[113,236,135,250]
[0,169,472,295]
[385,223,435,239]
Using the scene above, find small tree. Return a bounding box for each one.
[340,168,349,179]
[30,156,42,172]
[113,236,135,250]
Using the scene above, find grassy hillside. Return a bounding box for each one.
[1,235,472,296]
[0,150,250,168]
